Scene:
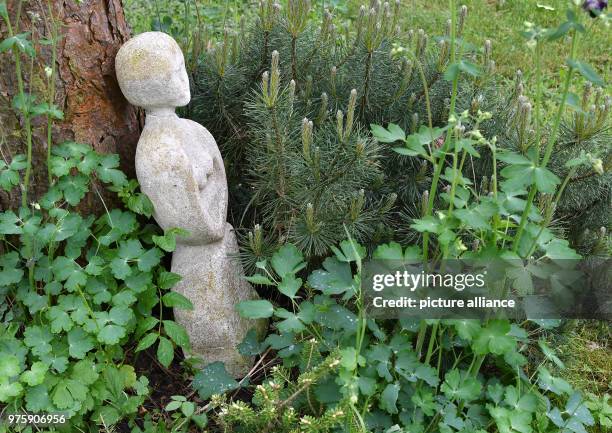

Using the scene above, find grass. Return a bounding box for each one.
[554,321,612,396]
[125,0,610,93]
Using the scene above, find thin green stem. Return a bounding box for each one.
[422,0,459,263]
[513,29,579,253]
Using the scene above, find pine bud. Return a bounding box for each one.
[411,112,419,133]
[416,29,427,57]
[330,66,337,98]
[269,51,281,105]
[402,58,413,86]
[288,80,296,118]
[313,147,321,180]
[593,87,603,107]
[421,190,429,216]
[582,81,593,110]
[458,5,468,36]
[392,0,400,29]
[484,40,492,63]
[262,70,270,99]
[336,110,344,139]
[437,39,448,70]
[304,75,313,105]
[344,89,358,141]
[317,92,329,123]
[407,29,414,46]
[487,59,495,75]
[305,203,316,231]
[302,118,313,162]
[249,224,263,255]
[407,92,417,111]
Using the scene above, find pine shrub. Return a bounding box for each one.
[190,0,610,265]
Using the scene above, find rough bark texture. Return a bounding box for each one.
[0,0,140,212]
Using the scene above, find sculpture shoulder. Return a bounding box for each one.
[138,120,182,149]
[179,118,217,144]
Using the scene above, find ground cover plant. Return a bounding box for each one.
[0,1,610,433]
[0,4,201,430]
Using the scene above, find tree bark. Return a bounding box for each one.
[0,0,140,212]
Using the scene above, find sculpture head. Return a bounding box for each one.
[115,32,190,110]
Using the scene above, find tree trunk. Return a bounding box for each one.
[0,0,140,212]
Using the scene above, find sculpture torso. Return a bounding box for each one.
[136,113,227,245]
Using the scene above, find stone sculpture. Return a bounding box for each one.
[115,32,265,377]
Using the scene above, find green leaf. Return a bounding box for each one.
[444,60,481,81]
[373,242,404,260]
[0,379,23,402]
[0,33,35,57]
[275,310,306,333]
[162,291,194,310]
[544,238,581,260]
[237,328,264,356]
[441,369,482,402]
[339,347,365,371]
[158,271,182,289]
[163,320,190,349]
[135,333,158,352]
[85,256,105,276]
[245,273,275,285]
[125,271,152,293]
[533,167,560,193]
[165,400,182,411]
[137,247,163,272]
[379,382,400,414]
[410,216,440,233]
[538,339,565,369]
[24,326,53,356]
[473,320,515,355]
[370,123,405,143]
[96,154,127,186]
[537,367,572,395]
[71,359,99,386]
[0,167,20,191]
[331,239,366,263]
[278,275,302,299]
[192,362,239,399]
[0,2,7,19]
[504,386,539,412]
[0,211,22,234]
[567,59,604,86]
[0,354,21,378]
[67,327,94,359]
[308,257,355,296]
[236,299,274,319]
[97,324,126,345]
[157,336,174,367]
[270,244,305,278]
[20,362,48,386]
[451,319,481,341]
[25,385,51,411]
[58,174,89,205]
[47,306,73,333]
[152,227,189,252]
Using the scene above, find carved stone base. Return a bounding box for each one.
[170,223,267,377]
